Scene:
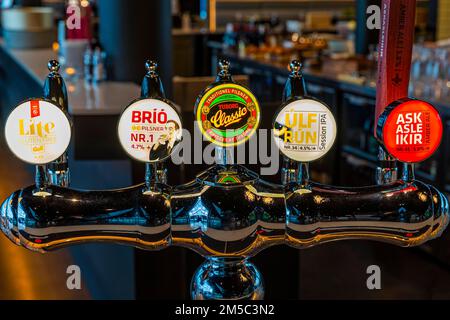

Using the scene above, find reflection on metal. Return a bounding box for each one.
[0,59,449,301]
[191,257,264,300]
[376,147,398,185]
[1,164,448,298]
[1,167,447,251]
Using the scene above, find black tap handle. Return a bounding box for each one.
[282,60,307,103]
[43,60,68,112]
[141,60,166,99]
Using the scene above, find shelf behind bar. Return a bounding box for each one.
[0,39,140,116]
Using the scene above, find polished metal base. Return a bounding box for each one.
[191,257,264,300]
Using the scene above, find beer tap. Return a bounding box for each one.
[374,0,415,185]
[1,52,449,301]
[213,59,234,168]
[44,60,71,187]
[139,60,170,191]
[275,60,329,187]
[0,3,447,302]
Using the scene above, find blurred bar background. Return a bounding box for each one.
[1,0,450,299]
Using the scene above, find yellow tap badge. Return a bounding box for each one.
[196,83,260,147]
[273,99,336,162]
[5,99,71,164]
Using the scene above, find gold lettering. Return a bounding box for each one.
[210,107,248,128]
[285,113,297,128]
[285,131,292,143]
[18,119,55,137]
[19,119,25,135]
[308,113,317,127]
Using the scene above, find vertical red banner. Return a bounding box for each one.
[374,0,416,135]
[30,100,40,118]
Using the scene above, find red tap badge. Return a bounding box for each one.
[379,99,442,163]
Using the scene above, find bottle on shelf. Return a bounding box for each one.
[83,44,93,82]
[92,46,107,83]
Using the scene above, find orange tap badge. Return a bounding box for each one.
[378,99,443,163]
[196,83,260,147]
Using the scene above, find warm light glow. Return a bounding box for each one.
[52,42,59,52]
[68,84,77,93]
[65,67,76,76]
[245,191,256,202]
[418,192,428,202]
[294,188,312,195]
[313,195,324,204]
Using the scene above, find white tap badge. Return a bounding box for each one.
[5,99,71,164]
[273,99,337,162]
[117,98,182,162]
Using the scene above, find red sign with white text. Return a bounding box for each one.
[382,100,442,163]
[30,100,40,118]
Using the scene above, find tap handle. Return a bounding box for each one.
[282,60,307,103]
[194,59,260,155]
[44,60,69,112]
[4,98,72,193]
[274,60,337,186]
[43,60,71,187]
[141,60,166,99]
[118,61,183,191]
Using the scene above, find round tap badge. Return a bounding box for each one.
[379,99,442,163]
[273,99,337,162]
[117,98,182,162]
[196,83,260,147]
[5,99,71,164]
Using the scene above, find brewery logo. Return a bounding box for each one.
[381,100,442,163]
[5,99,71,164]
[273,99,336,162]
[118,98,182,162]
[196,83,260,147]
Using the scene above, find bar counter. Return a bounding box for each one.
[0,40,140,116]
